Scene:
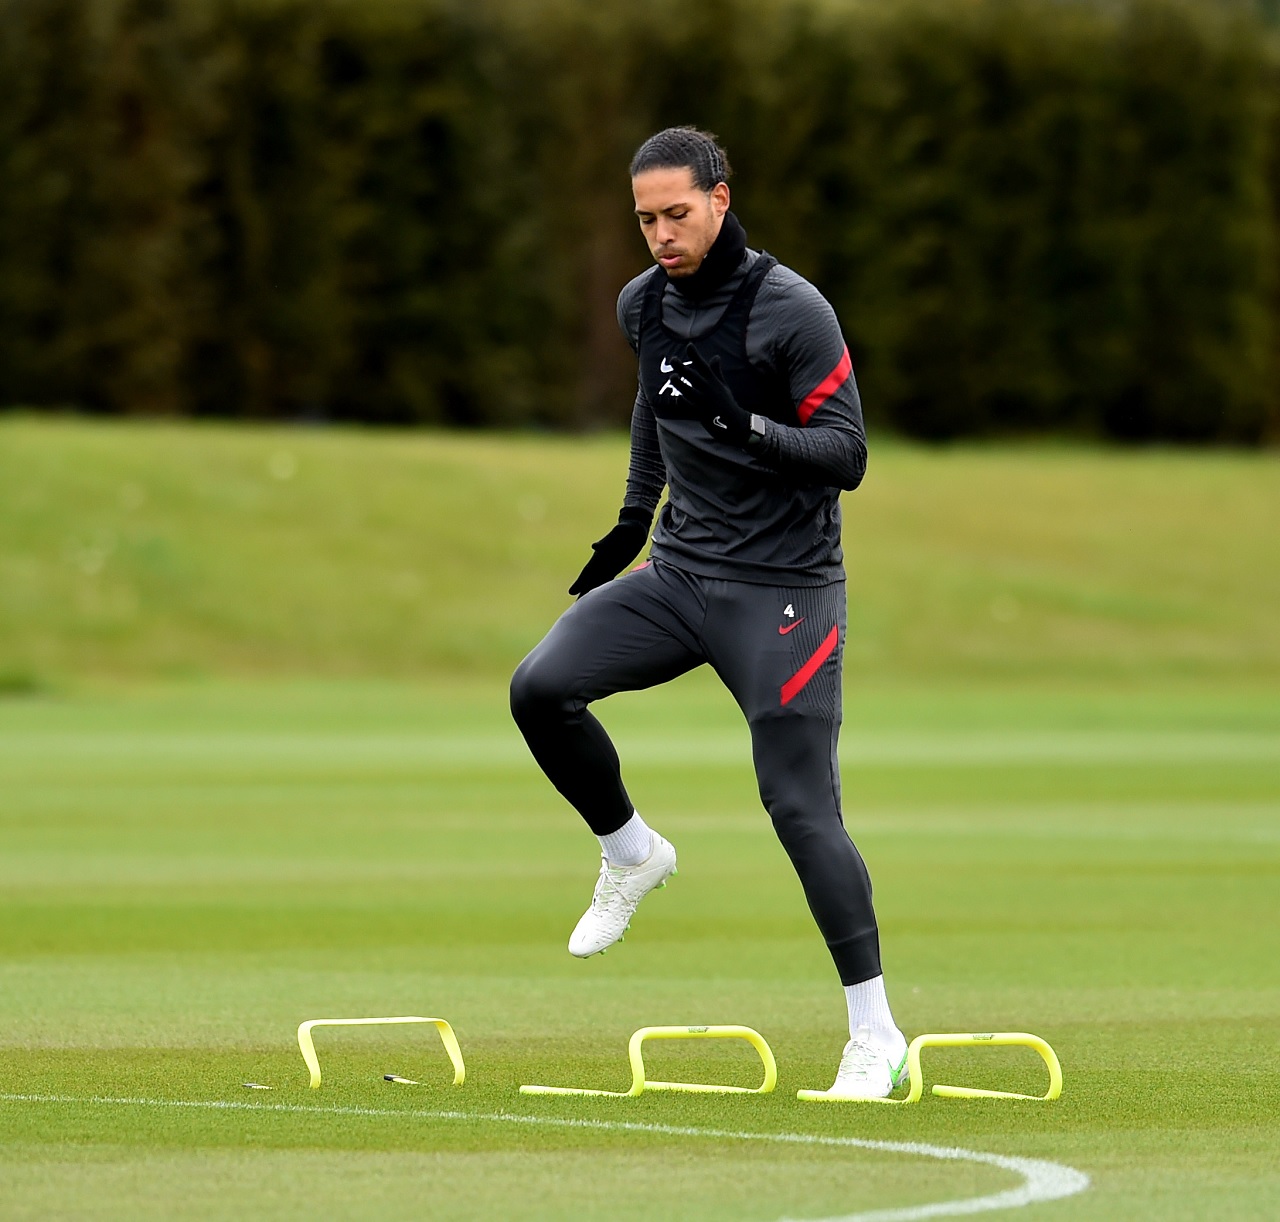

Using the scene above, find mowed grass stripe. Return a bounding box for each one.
[2,728,1278,769]
[0,1092,1092,1222]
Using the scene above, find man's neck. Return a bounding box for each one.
[669,210,747,300]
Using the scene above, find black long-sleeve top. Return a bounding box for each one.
[617,248,868,523]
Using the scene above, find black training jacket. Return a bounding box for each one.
[617,248,868,586]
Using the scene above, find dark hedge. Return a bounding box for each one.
[0,0,1276,440]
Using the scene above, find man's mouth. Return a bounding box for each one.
[657,251,683,267]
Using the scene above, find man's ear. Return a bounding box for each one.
[712,182,731,217]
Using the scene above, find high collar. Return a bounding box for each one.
[668,210,748,301]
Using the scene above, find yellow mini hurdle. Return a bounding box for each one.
[521,1025,777,1098]
[798,1031,1063,1104]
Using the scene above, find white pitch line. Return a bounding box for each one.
[0,1092,1087,1221]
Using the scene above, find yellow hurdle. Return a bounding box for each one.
[521,1025,777,1098]
[296,1016,465,1089]
[797,1031,1062,1105]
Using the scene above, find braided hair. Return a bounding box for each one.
[629,127,732,191]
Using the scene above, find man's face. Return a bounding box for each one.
[632,167,730,278]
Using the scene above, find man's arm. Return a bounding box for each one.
[747,270,868,491]
[564,280,668,598]
[618,272,668,518]
[623,386,666,518]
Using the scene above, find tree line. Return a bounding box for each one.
[0,0,1276,441]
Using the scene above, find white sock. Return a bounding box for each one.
[597,811,654,866]
[844,975,898,1040]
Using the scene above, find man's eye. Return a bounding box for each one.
[671,213,688,221]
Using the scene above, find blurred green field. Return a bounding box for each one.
[0,419,1277,1220]
[1,416,1276,686]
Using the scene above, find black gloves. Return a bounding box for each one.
[568,507,652,597]
[680,343,752,446]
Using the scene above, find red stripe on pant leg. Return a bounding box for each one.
[780,624,839,705]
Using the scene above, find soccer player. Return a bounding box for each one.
[510,127,907,1098]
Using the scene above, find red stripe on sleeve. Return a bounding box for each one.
[797,346,852,425]
[780,624,840,705]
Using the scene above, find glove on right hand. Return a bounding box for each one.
[680,344,753,446]
[568,510,652,597]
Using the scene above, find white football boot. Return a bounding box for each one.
[567,833,677,958]
[824,1025,910,1099]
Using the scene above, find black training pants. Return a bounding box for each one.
[509,559,881,986]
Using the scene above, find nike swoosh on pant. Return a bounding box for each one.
[778,618,805,635]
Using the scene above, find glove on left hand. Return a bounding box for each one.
[680,343,752,446]
[567,508,651,597]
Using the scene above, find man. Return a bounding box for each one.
[510,127,907,1098]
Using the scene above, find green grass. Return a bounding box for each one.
[1,415,1277,684]
[0,418,1277,1219]
[0,679,1277,1219]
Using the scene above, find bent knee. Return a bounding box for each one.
[510,651,574,725]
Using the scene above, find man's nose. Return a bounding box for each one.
[655,220,677,246]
